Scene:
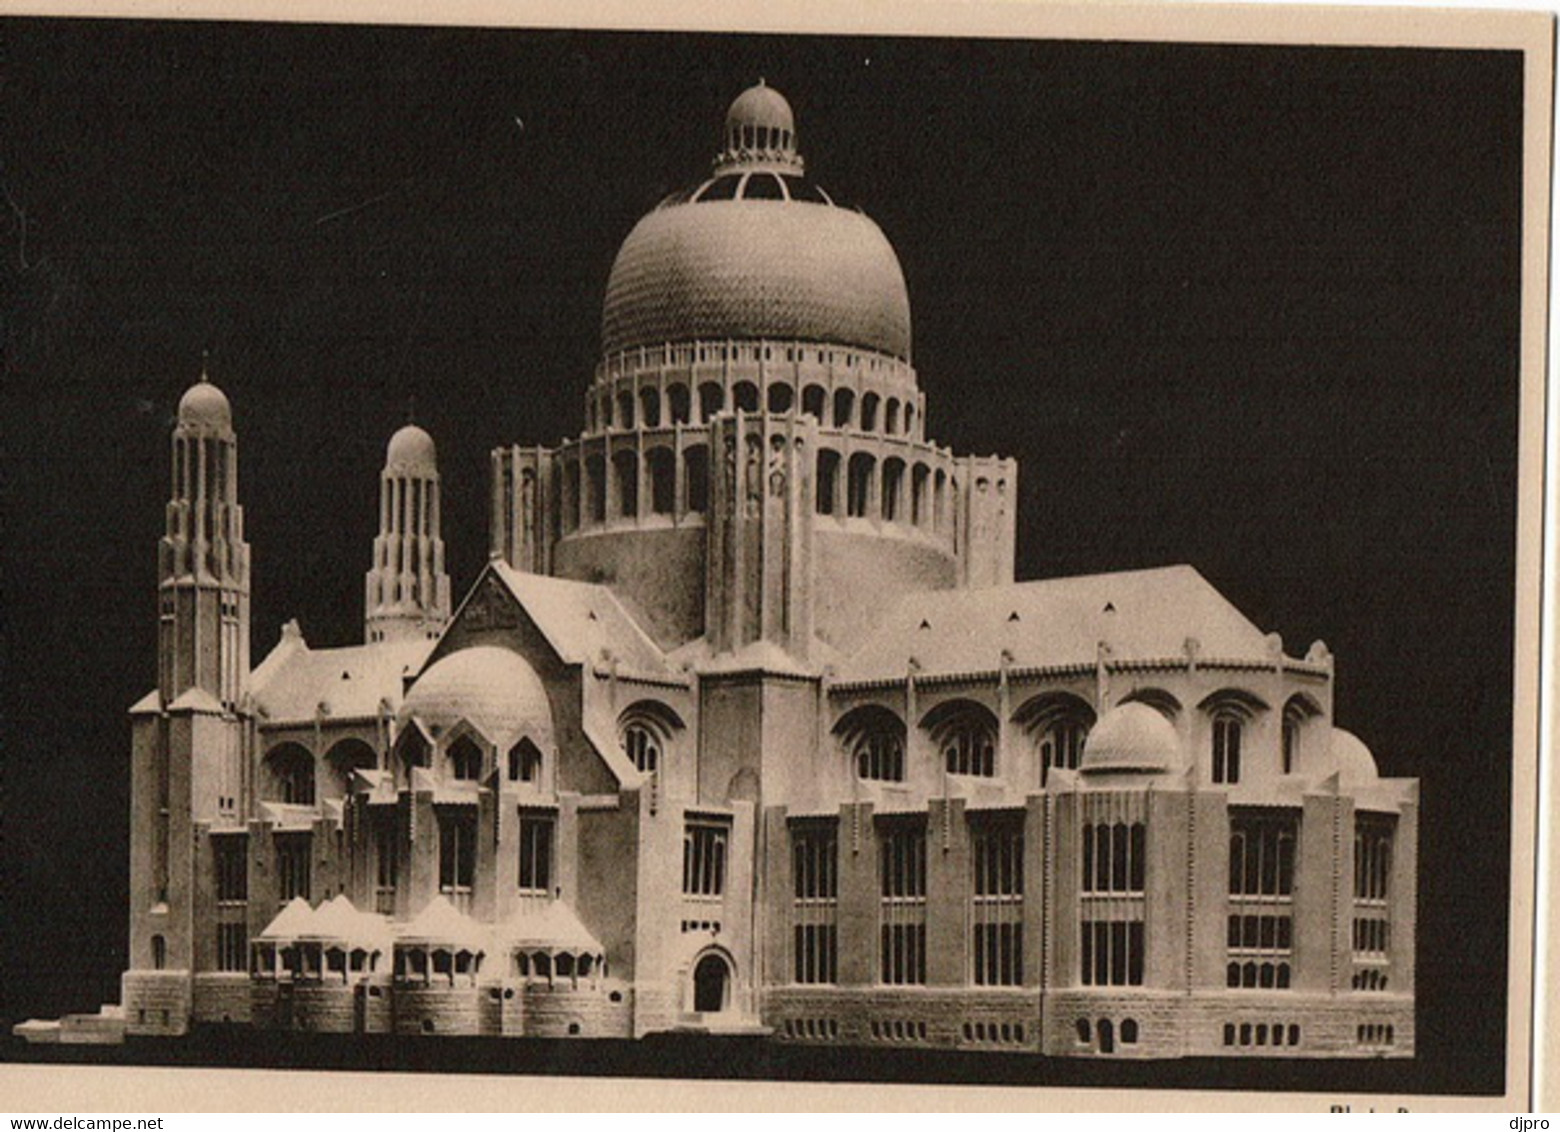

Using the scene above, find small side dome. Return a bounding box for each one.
[177,377,232,432]
[399,646,553,751]
[1330,728,1379,787]
[385,424,437,475]
[1081,702,1183,774]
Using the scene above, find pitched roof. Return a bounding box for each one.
[837,565,1270,683]
[498,900,603,953]
[256,896,317,942]
[488,562,672,677]
[396,895,490,950]
[252,636,435,724]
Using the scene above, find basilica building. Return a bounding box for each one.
[85,83,1417,1057]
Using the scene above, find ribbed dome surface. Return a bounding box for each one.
[1080,702,1184,774]
[400,646,553,751]
[601,198,912,360]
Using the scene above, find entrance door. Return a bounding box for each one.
[693,954,729,1014]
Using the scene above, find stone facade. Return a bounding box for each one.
[86,81,1420,1058]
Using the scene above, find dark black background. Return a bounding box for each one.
[0,19,1524,1095]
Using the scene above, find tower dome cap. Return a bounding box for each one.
[386,424,437,474]
[177,373,232,432]
[1080,702,1184,774]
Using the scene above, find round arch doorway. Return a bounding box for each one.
[692,951,732,1015]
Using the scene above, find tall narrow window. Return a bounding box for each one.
[519,813,554,896]
[647,448,675,515]
[879,821,927,985]
[847,453,874,517]
[684,445,709,513]
[683,820,729,898]
[437,808,477,912]
[1352,814,1395,988]
[613,450,639,517]
[374,814,398,914]
[971,816,1024,986]
[214,836,248,903]
[792,822,839,984]
[1227,809,1299,989]
[1080,819,1145,986]
[1281,714,1301,776]
[1212,713,1243,784]
[815,449,840,515]
[276,834,311,905]
[217,922,248,972]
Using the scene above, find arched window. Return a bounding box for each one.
[1201,690,1265,784]
[616,390,635,430]
[733,381,759,413]
[768,383,794,413]
[1281,694,1320,776]
[910,463,929,526]
[647,448,675,515]
[639,386,661,428]
[667,383,691,425]
[1120,687,1182,720]
[801,384,827,421]
[904,403,916,437]
[684,444,709,513]
[923,700,999,777]
[833,705,907,782]
[833,388,855,428]
[508,739,543,783]
[815,449,841,515]
[860,391,880,432]
[1211,713,1241,784]
[265,743,315,805]
[881,458,905,522]
[1121,1018,1139,1044]
[846,453,875,518]
[613,450,638,517]
[585,454,606,523]
[885,398,900,435]
[933,468,947,530]
[151,934,166,970]
[448,735,484,782]
[1013,693,1095,787]
[618,700,683,776]
[562,462,581,533]
[698,382,724,422]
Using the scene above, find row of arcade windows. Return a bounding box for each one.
[833,695,1313,787]
[592,381,918,440]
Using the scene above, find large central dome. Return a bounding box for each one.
[600,83,912,362]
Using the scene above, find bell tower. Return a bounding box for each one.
[365,423,451,643]
[126,363,253,1036]
[157,366,250,707]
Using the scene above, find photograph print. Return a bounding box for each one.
[0,4,1546,1109]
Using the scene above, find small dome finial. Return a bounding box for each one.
[715,80,803,175]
